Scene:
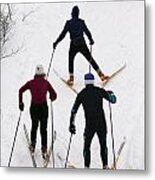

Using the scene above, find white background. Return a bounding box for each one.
[0,0,154,179]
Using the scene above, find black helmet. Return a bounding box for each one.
[71,6,79,18]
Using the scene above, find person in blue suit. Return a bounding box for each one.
[53,6,109,86]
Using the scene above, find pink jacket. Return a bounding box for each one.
[19,75,57,104]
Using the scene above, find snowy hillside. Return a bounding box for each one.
[1,1,144,169]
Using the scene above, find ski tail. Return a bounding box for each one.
[43,130,56,168]
[23,124,37,168]
[103,62,127,87]
[111,136,126,169]
[53,68,78,94]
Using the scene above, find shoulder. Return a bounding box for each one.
[79,19,85,24]
[66,20,71,25]
[93,86,107,94]
[78,87,86,97]
[27,79,33,85]
[78,18,85,24]
[44,79,50,85]
[78,18,84,22]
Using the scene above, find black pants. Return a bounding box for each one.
[83,122,108,168]
[69,41,101,74]
[30,102,48,150]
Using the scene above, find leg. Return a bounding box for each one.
[97,128,108,168]
[69,43,78,75]
[79,44,101,73]
[67,44,78,85]
[39,103,48,152]
[83,127,95,168]
[80,44,109,81]
[30,105,39,148]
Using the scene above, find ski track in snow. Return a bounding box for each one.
[1,1,144,169]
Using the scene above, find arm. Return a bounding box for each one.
[54,21,69,46]
[47,82,57,102]
[18,81,30,111]
[82,20,94,44]
[19,81,30,104]
[100,88,117,104]
[69,94,82,134]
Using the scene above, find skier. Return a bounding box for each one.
[69,73,116,169]
[53,6,109,86]
[19,65,57,159]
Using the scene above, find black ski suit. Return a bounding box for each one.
[70,84,116,168]
[54,17,101,75]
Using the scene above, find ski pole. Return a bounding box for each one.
[89,45,92,73]
[46,49,55,79]
[65,133,73,168]
[46,49,55,167]
[109,102,116,169]
[8,111,22,167]
[50,101,55,168]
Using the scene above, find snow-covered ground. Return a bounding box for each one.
[1,1,144,169]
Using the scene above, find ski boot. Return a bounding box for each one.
[29,143,35,155]
[103,165,110,170]
[42,147,49,160]
[66,74,74,86]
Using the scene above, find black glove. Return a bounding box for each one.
[69,123,76,134]
[53,42,57,50]
[19,102,24,111]
[89,39,94,45]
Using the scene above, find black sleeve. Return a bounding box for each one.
[82,20,93,42]
[70,93,82,124]
[55,21,69,44]
[100,88,112,102]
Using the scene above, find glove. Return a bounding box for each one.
[107,90,114,95]
[53,42,57,50]
[19,102,24,111]
[69,123,76,134]
[89,39,94,45]
[107,90,116,104]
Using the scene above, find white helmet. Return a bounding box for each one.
[35,65,45,75]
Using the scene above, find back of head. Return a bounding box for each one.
[71,6,80,18]
[84,73,95,85]
[35,64,45,76]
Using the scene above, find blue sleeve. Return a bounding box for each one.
[82,20,93,42]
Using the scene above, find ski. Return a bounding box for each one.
[53,68,78,94]
[56,135,126,170]
[43,130,56,168]
[57,153,77,168]
[23,124,37,168]
[102,63,126,87]
[53,63,126,95]
[110,136,126,169]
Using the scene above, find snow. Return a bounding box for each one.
[1,0,144,169]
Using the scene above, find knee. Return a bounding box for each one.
[32,122,38,130]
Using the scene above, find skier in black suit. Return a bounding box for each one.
[69,73,116,169]
[53,6,109,86]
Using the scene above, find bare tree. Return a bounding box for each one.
[22,10,35,22]
[0,4,22,60]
